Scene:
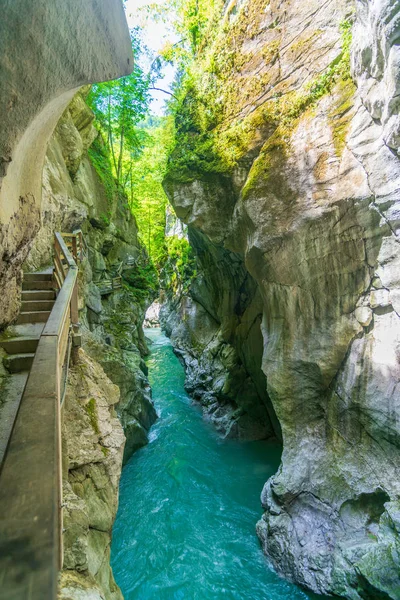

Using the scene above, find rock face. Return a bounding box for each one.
[59,349,125,600]
[161,226,280,440]
[0,0,132,329]
[163,0,400,598]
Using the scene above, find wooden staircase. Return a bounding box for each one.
[0,273,56,381]
[18,272,55,321]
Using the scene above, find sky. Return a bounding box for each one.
[124,0,177,115]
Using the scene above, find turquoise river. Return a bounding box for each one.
[111,328,329,600]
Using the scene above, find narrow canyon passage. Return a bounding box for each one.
[111,329,327,600]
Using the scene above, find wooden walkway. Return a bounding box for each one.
[0,232,83,600]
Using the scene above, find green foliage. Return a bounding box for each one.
[123,262,159,301]
[165,81,230,182]
[162,236,197,297]
[87,28,151,186]
[162,4,355,184]
[88,136,117,203]
[100,212,111,226]
[85,398,100,435]
[145,0,222,58]
[128,119,174,265]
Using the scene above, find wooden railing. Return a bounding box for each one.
[62,229,87,264]
[0,231,82,600]
[97,275,123,296]
[125,256,137,267]
[51,232,79,403]
[95,255,138,297]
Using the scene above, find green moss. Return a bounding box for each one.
[88,135,117,203]
[0,327,18,340]
[100,446,110,457]
[123,262,159,301]
[85,398,100,435]
[241,123,293,199]
[162,236,197,297]
[328,79,356,157]
[166,5,355,191]
[99,212,111,227]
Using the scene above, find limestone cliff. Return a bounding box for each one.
[161,224,280,440]
[163,0,400,598]
[59,349,125,600]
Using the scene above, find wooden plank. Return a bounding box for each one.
[71,237,78,263]
[73,229,88,258]
[54,253,66,284]
[58,313,70,374]
[53,270,63,293]
[54,235,65,263]
[0,336,60,600]
[77,233,83,261]
[70,279,79,325]
[43,269,77,337]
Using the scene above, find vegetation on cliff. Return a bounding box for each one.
[161,2,355,184]
[161,236,197,298]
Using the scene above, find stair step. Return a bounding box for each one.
[0,337,40,355]
[21,290,56,301]
[23,273,53,282]
[22,280,54,291]
[21,300,55,312]
[3,353,35,374]
[16,311,51,324]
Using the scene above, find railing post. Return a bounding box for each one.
[70,273,79,326]
[71,236,78,263]
[79,231,83,260]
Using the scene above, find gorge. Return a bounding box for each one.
[111,328,326,600]
[0,1,399,600]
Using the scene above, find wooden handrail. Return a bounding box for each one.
[0,230,84,600]
[55,232,75,269]
[44,269,77,336]
[63,229,87,263]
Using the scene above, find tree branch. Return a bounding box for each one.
[149,87,178,101]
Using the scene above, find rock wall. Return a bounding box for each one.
[0,0,132,329]
[161,225,280,440]
[163,0,400,598]
[25,92,157,598]
[59,349,125,600]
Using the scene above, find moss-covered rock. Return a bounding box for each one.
[62,349,125,600]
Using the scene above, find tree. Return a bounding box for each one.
[87,28,151,186]
[128,118,175,266]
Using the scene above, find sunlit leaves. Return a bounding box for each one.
[87,28,151,184]
[128,119,175,266]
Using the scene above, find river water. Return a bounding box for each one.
[111,328,328,600]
